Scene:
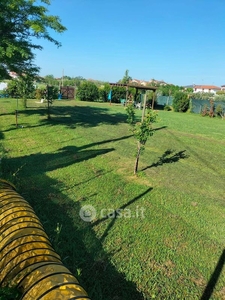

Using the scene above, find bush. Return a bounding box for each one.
[77,81,99,101]
[215,104,224,118]
[98,83,111,102]
[201,100,216,118]
[35,88,45,100]
[201,104,209,116]
[172,92,189,112]
[164,104,172,111]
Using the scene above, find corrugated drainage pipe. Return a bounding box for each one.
[0,179,90,300]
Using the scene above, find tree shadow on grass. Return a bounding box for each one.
[0,131,4,140]
[1,104,128,133]
[201,249,225,300]
[92,187,153,243]
[153,125,167,131]
[142,149,189,171]
[2,148,145,299]
[22,104,128,128]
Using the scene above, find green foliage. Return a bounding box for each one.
[35,88,45,100]
[126,108,158,174]
[0,0,66,79]
[201,100,215,118]
[172,91,189,112]
[208,99,215,117]
[73,76,86,88]
[215,104,224,117]
[109,86,135,103]
[111,86,126,103]
[44,74,58,86]
[190,92,214,100]
[125,104,135,125]
[133,110,158,146]
[77,81,99,101]
[119,69,132,84]
[98,83,111,102]
[5,80,18,98]
[6,76,35,107]
[201,104,209,117]
[216,90,225,95]
[158,84,185,96]
[215,94,225,102]
[164,104,172,111]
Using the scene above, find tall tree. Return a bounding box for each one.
[0,0,66,79]
[120,70,132,84]
[44,74,58,86]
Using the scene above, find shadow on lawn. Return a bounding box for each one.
[201,249,225,300]
[0,131,4,140]
[142,149,189,171]
[1,104,127,133]
[92,187,153,243]
[153,125,167,131]
[24,104,127,127]
[2,144,145,299]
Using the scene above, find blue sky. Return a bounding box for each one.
[34,0,225,86]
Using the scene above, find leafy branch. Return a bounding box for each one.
[126,104,158,174]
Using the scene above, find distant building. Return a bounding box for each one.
[9,71,19,79]
[192,85,221,94]
[130,78,167,86]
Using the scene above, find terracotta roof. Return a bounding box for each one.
[194,85,221,90]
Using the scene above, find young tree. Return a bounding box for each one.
[0,0,66,79]
[6,76,35,107]
[126,105,158,174]
[16,75,36,108]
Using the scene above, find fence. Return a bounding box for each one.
[60,86,75,99]
[156,96,173,106]
[191,99,225,114]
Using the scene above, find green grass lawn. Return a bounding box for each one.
[0,98,225,299]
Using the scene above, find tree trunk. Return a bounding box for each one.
[134,141,141,175]
[47,99,51,119]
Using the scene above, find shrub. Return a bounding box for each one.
[201,104,209,116]
[172,92,189,112]
[35,88,45,100]
[215,104,224,118]
[77,81,99,101]
[164,104,172,111]
[208,99,215,118]
[126,104,135,125]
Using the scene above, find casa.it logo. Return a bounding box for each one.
[79,205,96,222]
[79,205,145,222]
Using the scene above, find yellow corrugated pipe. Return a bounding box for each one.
[0,179,90,300]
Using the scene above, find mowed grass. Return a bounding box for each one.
[0,98,225,300]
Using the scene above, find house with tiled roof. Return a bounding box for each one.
[130,78,168,86]
[193,85,221,94]
[130,79,149,86]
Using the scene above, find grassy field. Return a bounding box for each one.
[0,98,225,299]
